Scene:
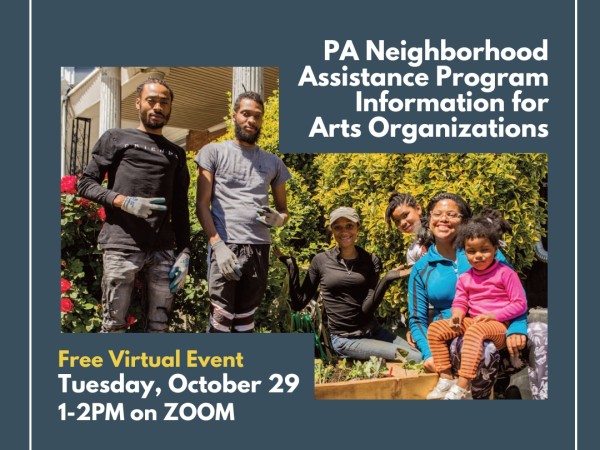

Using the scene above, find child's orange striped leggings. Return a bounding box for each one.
[427,317,508,379]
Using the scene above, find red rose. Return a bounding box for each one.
[126,315,137,328]
[60,278,71,294]
[61,297,74,313]
[97,207,106,221]
[75,198,91,208]
[60,176,78,194]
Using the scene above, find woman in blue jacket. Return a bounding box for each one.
[407,193,547,399]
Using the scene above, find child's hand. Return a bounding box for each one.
[473,313,496,323]
[450,315,462,333]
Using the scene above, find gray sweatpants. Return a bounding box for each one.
[101,249,175,333]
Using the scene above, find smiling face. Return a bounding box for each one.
[428,199,464,244]
[331,217,359,250]
[233,98,263,146]
[391,204,422,234]
[136,83,172,134]
[464,236,497,271]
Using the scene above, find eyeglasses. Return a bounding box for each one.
[430,211,463,221]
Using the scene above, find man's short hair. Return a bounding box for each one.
[136,78,174,102]
[233,91,264,112]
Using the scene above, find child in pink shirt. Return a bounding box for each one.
[425,209,527,400]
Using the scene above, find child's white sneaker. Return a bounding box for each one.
[426,377,457,400]
[443,384,472,400]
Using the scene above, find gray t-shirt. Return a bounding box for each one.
[195,140,291,244]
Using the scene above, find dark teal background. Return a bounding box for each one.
[18,0,589,448]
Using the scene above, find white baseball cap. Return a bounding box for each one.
[329,206,360,227]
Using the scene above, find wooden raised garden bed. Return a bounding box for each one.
[315,363,439,400]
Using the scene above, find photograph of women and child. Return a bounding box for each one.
[274,153,548,401]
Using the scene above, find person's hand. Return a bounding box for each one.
[388,264,412,279]
[506,333,527,356]
[473,312,496,323]
[168,252,190,293]
[423,357,436,373]
[450,315,462,333]
[121,196,167,218]
[406,330,416,348]
[272,245,286,259]
[212,240,242,281]
[256,206,285,228]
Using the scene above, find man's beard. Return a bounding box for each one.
[235,122,261,145]
[141,112,170,130]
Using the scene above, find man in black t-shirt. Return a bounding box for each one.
[78,78,190,333]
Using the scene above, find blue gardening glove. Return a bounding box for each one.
[121,197,167,218]
[169,252,190,293]
[256,206,285,228]
[212,240,242,281]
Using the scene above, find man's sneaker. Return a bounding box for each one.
[426,377,457,400]
[443,384,472,400]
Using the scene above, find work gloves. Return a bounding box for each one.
[169,251,190,293]
[121,196,167,218]
[256,206,285,228]
[212,240,242,281]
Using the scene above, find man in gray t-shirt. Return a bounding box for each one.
[195,92,291,333]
